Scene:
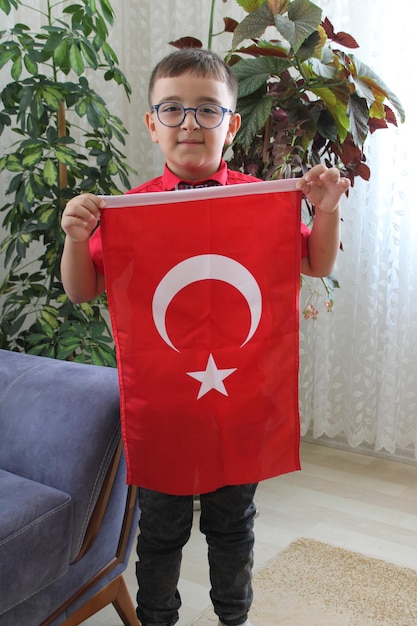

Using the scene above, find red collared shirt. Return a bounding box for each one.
[89,159,310,273]
[127,158,258,192]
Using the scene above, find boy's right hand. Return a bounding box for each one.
[61,193,106,243]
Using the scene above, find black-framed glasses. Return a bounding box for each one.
[151,102,234,129]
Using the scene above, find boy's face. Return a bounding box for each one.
[145,72,241,181]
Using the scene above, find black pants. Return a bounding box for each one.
[136,483,258,626]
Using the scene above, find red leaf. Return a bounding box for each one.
[369,118,388,134]
[338,137,362,166]
[224,17,238,33]
[234,44,288,58]
[322,17,359,49]
[169,37,203,50]
[322,17,335,38]
[357,161,371,180]
[383,105,398,126]
[332,32,359,49]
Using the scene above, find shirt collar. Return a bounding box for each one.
[162,159,228,190]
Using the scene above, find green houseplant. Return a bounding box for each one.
[0,0,134,364]
[172,0,405,313]
[174,0,404,183]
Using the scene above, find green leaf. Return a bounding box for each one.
[0,0,19,15]
[11,55,22,80]
[53,39,70,68]
[41,85,62,110]
[22,145,44,167]
[55,145,78,166]
[0,111,11,135]
[310,84,350,142]
[303,59,351,140]
[350,55,405,124]
[274,0,322,53]
[56,342,80,360]
[75,97,88,117]
[43,158,58,185]
[348,93,370,148]
[6,154,25,172]
[5,313,26,335]
[94,13,109,44]
[63,3,85,15]
[30,95,45,120]
[107,161,118,176]
[42,30,64,52]
[316,109,338,143]
[85,0,97,13]
[6,173,23,194]
[86,96,109,129]
[86,102,101,128]
[24,53,38,75]
[236,93,272,148]
[18,85,35,113]
[102,41,118,64]
[91,344,116,366]
[79,39,99,69]
[296,28,322,62]
[69,42,84,75]
[0,47,17,69]
[96,151,110,166]
[40,306,59,330]
[99,0,115,25]
[235,0,272,13]
[26,114,40,140]
[233,56,292,97]
[89,320,107,338]
[322,274,340,303]
[24,180,35,206]
[26,339,53,357]
[38,206,56,226]
[232,2,275,49]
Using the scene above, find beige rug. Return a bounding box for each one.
[191,538,417,626]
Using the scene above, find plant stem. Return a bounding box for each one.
[207,0,216,49]
[57,101,68,193]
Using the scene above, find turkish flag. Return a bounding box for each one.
[100,181,303,494]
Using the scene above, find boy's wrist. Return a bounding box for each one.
[314,203,340,216]
[64,234,92,248]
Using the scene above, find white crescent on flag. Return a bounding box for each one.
[151,253,263,353]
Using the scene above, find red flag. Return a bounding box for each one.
[100,181,303,494]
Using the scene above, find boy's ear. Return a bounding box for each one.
[145,111,159,143]
[224,113,241,146]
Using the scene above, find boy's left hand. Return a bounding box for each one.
[296,164,350,214]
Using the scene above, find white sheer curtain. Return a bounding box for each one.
[2,1,416,461]
[299,1,417,460]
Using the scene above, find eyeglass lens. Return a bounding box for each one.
[156,103,228,128]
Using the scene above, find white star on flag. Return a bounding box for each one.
[187,354,237,400]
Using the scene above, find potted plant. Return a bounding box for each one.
[0,0,134,364]
[171,0,405,313]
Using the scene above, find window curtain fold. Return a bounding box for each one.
[299,0,416,461]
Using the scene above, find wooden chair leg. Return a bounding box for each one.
[62,575,140,626]
[113,575,141,625]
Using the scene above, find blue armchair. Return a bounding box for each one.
[0,349,140,626]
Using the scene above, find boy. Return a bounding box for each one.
[61,48,349,626]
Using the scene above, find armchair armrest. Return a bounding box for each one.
[0,350,121,561]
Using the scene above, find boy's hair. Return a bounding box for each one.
[148,48,238,108]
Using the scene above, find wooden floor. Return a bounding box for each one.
[84,441,417,626]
